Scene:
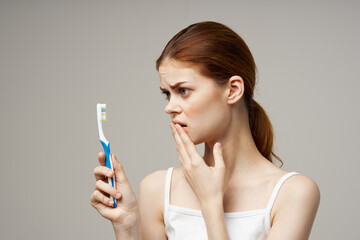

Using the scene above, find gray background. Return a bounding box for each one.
[1,0,359,239]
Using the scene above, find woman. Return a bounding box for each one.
[90,21,320,240]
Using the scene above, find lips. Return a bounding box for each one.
[172,120,187,127]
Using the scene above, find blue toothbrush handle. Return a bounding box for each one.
[100,140,117,208]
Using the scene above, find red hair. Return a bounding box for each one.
[156,21,283,166]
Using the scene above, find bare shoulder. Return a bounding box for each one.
[139,169,168,199]
[140,167,183,196]
[271,173,321,227]
[268,174,321,239]
[281,174,320,202]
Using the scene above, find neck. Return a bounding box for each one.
[202,112,265,181]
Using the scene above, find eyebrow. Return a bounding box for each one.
[159,81,187,91]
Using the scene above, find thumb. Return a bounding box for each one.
[112,153,130,185]
[213,142,225,168]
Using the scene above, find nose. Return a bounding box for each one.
[164,98,182,115]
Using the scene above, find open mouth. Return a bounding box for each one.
[173,123,188,132]
[172,121,188,128]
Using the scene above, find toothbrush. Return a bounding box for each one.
[96,103,117,208]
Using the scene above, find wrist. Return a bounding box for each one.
[113,223,141,240]
[112,210,142,240]
[111,212,140,232]
[200,199,229,240]
[112,217,141,240]
[200,198,225,223]
[200,197,223,213]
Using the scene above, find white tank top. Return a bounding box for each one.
[164,167,299,240]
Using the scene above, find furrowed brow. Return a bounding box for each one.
[160,81,187,91]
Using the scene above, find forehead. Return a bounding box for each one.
[158,59,210,88]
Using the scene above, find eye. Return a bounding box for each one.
[161,91,170,101]
[179,88,189,96]
[160,88,189,101]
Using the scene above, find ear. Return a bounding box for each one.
[226,75,244,104]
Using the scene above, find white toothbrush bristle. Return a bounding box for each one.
[99,103,107,121]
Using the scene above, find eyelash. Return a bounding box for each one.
[161,88,189,101]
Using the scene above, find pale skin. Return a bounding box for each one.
[90,59,320,239]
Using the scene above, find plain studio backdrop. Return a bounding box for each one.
[0,0,359,239]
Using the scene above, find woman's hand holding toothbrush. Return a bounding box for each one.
[90,152,142,239]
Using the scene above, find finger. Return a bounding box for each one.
[90,191,120,221]
[170,123,190,168]
[95,179,122,200]
[174,123,202,165]
[91,189,116,207]
[170,123,185,167]
[90,193,113,221]
[94,166,114,181]
[213,142,225,168]
[98,152,106,166]
[112,154,130,185]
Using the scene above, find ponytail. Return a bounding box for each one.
[248,99,283,167]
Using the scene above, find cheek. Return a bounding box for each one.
[190,104,227,145]
[187,97,209,120]
[189,94,227,130]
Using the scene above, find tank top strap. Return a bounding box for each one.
[265,172,300,213]
[164,167,174,222]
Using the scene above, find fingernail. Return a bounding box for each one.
[108,200,113,206]
[115,192,121,199]
[107,171,112,177]
[216,142,222,149]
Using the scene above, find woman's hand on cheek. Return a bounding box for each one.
[169,122,226,208]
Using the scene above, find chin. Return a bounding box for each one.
[187,133,201,145]
[188,132,206,144]
[187,125,218,145]
[193,140,204,146]
[191,134,209,146]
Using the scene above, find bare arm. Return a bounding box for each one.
[138,170,168,240]
[267,175,320,240]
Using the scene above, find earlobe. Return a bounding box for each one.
[227,75,244,104]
